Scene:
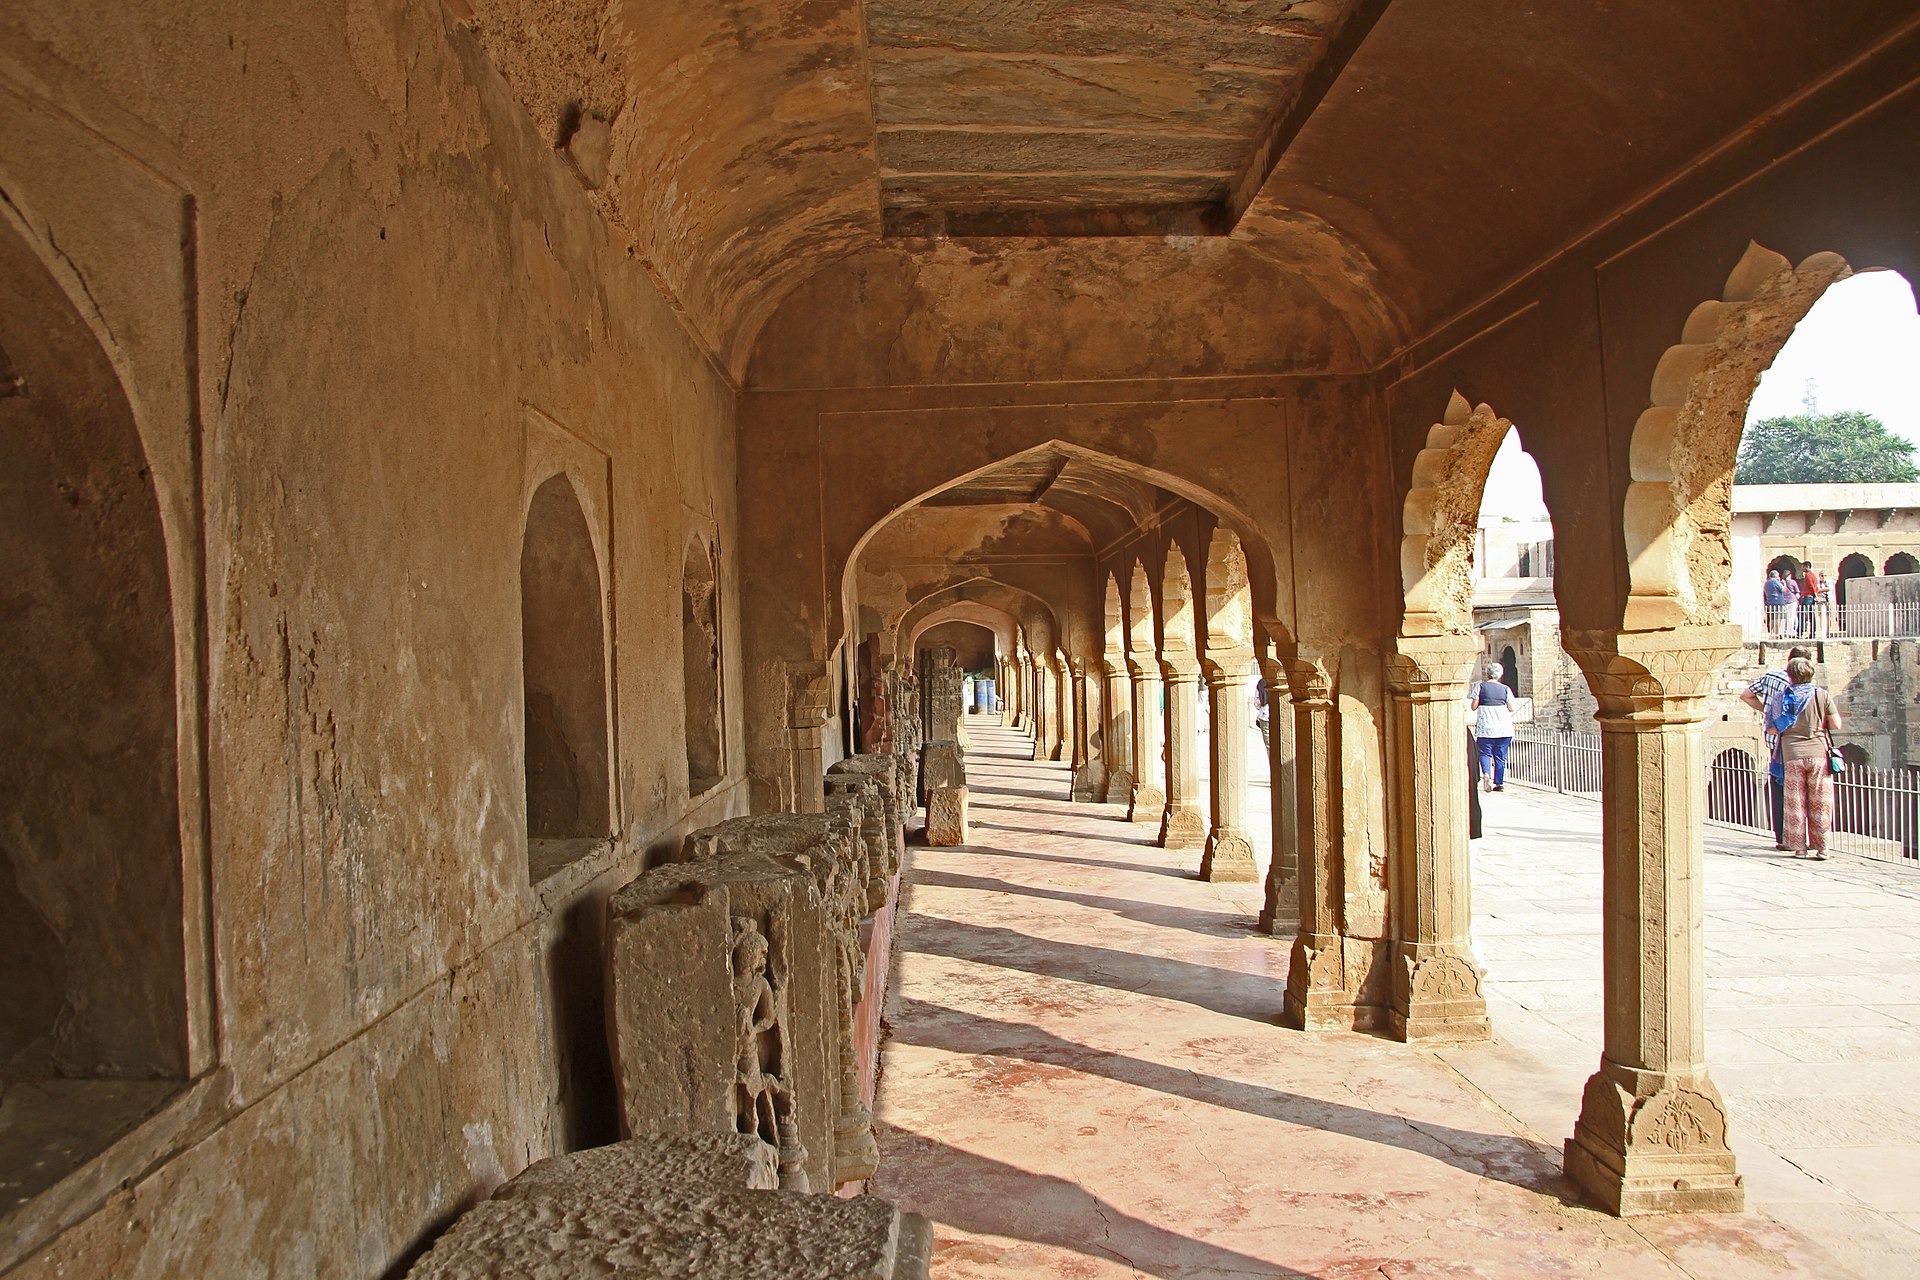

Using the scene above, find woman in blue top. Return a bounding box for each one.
[1470,664,1515,792]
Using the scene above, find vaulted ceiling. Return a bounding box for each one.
[459,0,1913,380]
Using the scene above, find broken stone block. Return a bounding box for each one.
[925,785,968,846]
[408,1133,932,1279]
[607,853,832,1192]
[682,813,878,1186]
[919,740,965,793]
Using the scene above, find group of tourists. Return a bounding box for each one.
[1762,561,1830,638]
[1740,645,1846,860]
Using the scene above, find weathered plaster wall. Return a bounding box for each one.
[1,0,747,1273]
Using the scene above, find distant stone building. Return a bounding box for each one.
[1731,483,1920,625]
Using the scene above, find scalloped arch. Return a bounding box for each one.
[1399,390,1515,637]
[1623,242,1854,629]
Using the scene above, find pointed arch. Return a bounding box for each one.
[1103,571,1126,661]
[1125,559,1156,664]
[1399,390,1516,637]
[1203,528,1255,658]
[1623,241,1854,629]
[1161,543,1197,661]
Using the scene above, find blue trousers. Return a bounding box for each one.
[1477,735,1511,786]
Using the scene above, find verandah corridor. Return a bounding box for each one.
[872,723,1887,1278]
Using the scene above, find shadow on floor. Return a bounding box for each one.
[875,1121,1326,1279]
[912,866,1259,938]
[890,996,1571,1203]
[914,840,1194,879]
[902,914,1286,1022]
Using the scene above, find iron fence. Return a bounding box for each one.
[1505,729,1603,796]
[1507,729,1920,864]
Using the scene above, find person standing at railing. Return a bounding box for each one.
[1741,645,1812,851]
[1797,563,1821,637]
[1763,571,1790,637]
[1470,663,1515,793]
[1774,655,1844,862]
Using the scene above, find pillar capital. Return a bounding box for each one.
[1562,625,1742,722]
[1282,654,1335,705]
[1200,648,1255,685]
[1127,654,1163,682]
[1386,635,1483,697]
[1161,657,1201,682]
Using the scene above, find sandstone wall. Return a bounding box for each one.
[2,2,747,1274]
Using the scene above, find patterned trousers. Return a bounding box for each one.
[1781,757,1835,852]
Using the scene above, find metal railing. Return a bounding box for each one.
[1736,599,1920,641]
[1507,729,1920,863]
[1505,729,1603,796]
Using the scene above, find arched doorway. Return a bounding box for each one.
[1886,552,1918,576]
[1837,552,1874,612]
[1499,645,1520,697]
[1707,747,1760,826]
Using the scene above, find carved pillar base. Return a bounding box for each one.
[1071,761,1106,802]
[1388,942,1489,1042]
[1199,829,1258,882]
[1565,1063,1745,1215]
[1158,803,1205,850]
[1103,768,1134,805]
[1128,782,1166,823]
[1281,933,1368,1031]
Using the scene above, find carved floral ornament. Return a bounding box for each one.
[1560,626,1742,714]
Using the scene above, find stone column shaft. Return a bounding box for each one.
[1103,663,1134,804]
[1259,660,1299,934]
[1128,663,1165,821]
[1561,627,1745,1216]
[1386,639,1489,1042]
[1201,666,1258,881]
[1282,658,1360,1029]
[1159,666,1206,850]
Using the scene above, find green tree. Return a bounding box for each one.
[1736,411,1919,484]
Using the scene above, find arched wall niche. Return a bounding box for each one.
[520,472,614,852]
[1399,390,1518,638]
[0,211,186,1084]
[682,533,725,795]
[1623,241,1858,630]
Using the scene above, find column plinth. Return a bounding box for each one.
[1200,662,1258,882]
[1560,626,1745,1216]
[1386,637,1489,1043]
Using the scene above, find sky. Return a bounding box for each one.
[1478,270,1920,523]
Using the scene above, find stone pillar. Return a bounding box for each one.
[1199,657,1258,881]
[1385,637,1489,1042]
[1558,627,1745,1215]
[1029,661,1049,760]
[1048,657,1070,762]
[1127,658,1165,821]
[784,660,829,814]
[1280,654,1360,1030]
[1070,661,1105,801]
[1102,659,1134,804]
[1159,660,1206,850]
[1257,655,1299,934]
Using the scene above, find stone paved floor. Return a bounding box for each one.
[872,723,1919,1278]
